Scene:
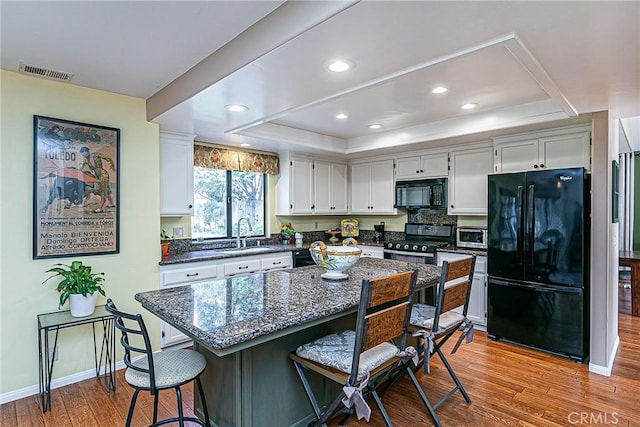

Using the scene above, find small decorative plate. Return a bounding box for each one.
[341,219,359,237]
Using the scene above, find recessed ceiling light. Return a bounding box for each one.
[368,124,383,129]
[335,113,348,120]
[432,86,448,94]
[225,104,248,112]
[327,59,353,73]
[240,143,251,147]
[460,103,479,110]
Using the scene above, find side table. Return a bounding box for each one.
[37,305,116,412]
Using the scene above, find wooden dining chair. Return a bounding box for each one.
[105,299,210,427]
[290,269,418,426]
[406,256,476,427]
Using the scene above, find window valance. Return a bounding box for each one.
[194,144,279,175]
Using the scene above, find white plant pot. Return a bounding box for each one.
[69,291,99,317]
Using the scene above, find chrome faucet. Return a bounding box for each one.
[236,217,253,248]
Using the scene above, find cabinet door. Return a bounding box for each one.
[420,152,449,177]
[359,245,384,259]
[313,161,332,214]
[495,139,539,173]
[369,160,395,213]
[395,156,423,179]
[162,322,191,348]
[331,163,348,214]
[160,133,194,216]
[290,158,314,214]
[261,253,293,271]
[448,147,493,215]
[350,163,372,213]
[467,256,487,326]
[539,131,591,171]
[224,259,261,277]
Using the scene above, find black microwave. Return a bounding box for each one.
[395,178,447,209]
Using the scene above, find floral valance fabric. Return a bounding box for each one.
[194,144,279,175]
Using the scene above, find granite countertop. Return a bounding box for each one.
[438,246,487,257]
[136,257,440,355]
[160,244,310,265]
[160,240,386,266]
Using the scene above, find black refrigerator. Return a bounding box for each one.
[487,167,589,362]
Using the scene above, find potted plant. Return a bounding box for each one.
[42,261,106,317]
[161,229,172,258]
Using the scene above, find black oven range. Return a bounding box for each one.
[383,223,454,265]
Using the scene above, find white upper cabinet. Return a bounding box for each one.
[276,154,347,215]
[447,145,493,215]
[314,161,348,214]
[494,125,591,173]
[350,159,395,214]
[160,131,195,216]
[395,152,448,180]
[289,157,314,214]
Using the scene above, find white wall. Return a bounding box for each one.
[0,70,161,396]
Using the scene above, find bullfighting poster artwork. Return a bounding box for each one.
[33,115,120,259]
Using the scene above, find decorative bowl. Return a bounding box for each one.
[309,238,362,280]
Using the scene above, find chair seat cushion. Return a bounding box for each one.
[410,304,466,331]
[125,349,206,389]
[295,330,400,380]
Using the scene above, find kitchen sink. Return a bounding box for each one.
[219,246,274,255]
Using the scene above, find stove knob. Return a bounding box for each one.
[421,245,428,251]
[387,243,392,249]
[412,245,419,251]
[403,244,410,250]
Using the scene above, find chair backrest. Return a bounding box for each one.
[349,269,418,382]
[432,257,476,332]
[105,298,157,390]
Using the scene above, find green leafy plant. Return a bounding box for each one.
[42,261,106,308]
[161,229,173,242]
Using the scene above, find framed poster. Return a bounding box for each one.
[33,115,120,259]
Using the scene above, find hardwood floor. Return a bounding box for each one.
[2,303,638,426]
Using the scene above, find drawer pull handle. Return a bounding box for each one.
[239,266,249,270]
[273,261,282,265]
[186,273,199,277]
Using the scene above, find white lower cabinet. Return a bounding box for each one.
[224,258,261,277]
[436,252,487,328]
[159,251,293,347]
[261,253,293,271]
[359,245,384,259]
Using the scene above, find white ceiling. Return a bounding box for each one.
[2,1,639,155]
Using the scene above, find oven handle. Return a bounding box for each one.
[382,249,435,258]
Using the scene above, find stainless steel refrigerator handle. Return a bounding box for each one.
[517,185,524,266]
[528,184,535,266]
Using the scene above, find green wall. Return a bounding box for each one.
[0,70,161,395]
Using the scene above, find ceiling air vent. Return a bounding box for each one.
[19,62,73,82]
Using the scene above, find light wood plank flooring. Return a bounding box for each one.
[2,302,638,426]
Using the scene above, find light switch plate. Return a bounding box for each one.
[173,227,184,237]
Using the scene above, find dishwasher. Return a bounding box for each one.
[293,249,315,267]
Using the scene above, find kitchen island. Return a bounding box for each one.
[135,258,439,427]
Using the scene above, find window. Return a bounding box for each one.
[192,167,265,239]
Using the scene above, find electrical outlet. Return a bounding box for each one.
[48,346,58,361]
[173,227,184,237]
[314,221,318,229]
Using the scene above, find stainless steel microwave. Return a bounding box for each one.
[456,227,487,249]
[395,178,447,209]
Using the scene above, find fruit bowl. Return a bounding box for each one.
[309,238,362,280]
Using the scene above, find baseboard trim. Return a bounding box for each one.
[588,335,620,376]
[0,360,127,405]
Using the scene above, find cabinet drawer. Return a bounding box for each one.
[224,259,261,277]
[261,254,292,271]
[162,264,220,286]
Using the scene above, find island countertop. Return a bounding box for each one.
[136,258,440,356]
